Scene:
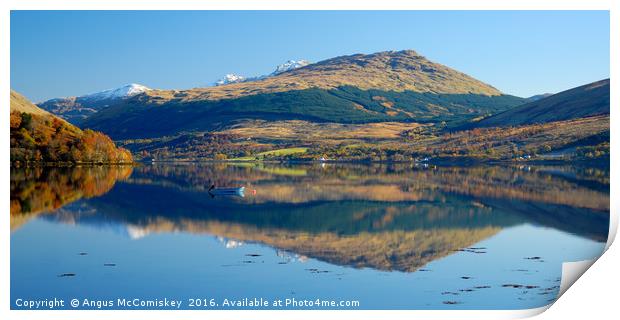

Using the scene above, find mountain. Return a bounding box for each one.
[80,83,150,101]
[10,90,132,164]
[190,50,504,101]
[526,93,553,102]
[467,79,609,129]
[37,83,151,124]
[81,50,525,139]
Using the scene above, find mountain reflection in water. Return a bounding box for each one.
[11,163,609,273]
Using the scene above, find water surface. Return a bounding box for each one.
[10,163,609,309]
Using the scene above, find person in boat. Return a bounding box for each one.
[208,184,215,192]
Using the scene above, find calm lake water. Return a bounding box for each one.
[10,163,609,310]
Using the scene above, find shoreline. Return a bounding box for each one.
[11,156,609,168]
[129,157,609,167]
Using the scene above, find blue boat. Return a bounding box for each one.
[208,186,245,197]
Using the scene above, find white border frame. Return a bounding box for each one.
[1,1,616,319]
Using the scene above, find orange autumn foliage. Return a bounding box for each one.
[10,111,132,164]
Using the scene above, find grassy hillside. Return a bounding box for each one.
[414,115,609,160]
[83,86,524,139]
[10,90,133,164]
[11,90,52,116]
[221,120,425,140]
[463,79,609,129]
[301,115,609,162]
[121,115,609,162]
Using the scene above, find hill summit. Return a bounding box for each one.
[143,50,503,103]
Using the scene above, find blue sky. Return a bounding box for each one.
[11,10,609,102]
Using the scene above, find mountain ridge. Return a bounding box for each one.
[463,79,610,129]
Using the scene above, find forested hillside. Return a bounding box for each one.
[10,90,132,164]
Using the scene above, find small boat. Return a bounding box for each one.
[209,186,245,196]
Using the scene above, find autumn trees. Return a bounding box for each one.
[10,111,132,164]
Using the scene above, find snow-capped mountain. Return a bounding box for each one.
[215,74,246,86]
[80,83,151,101]
[213,59,311,86]
[38,83,152,125]
[272,60,310,75]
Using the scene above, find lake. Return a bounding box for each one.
[10,162,609,310]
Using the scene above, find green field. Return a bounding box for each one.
[231,147,308,161]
